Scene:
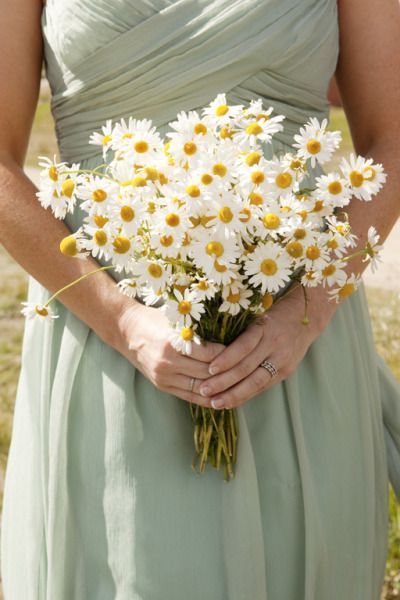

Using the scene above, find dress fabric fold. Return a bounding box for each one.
[1,0,399,598]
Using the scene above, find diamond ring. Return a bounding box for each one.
[260,359,278,378]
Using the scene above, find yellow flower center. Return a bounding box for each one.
[181,327,194,341]
[261,293,273,310]
[201,173,213,185]
[363,166,376,181]
[102,134,112,145]
[338,283,355,299]
[94,215,109,228]
[213,163,227,177]
[178,300,192,315]
[120,206,135,221]
[113,236,131,254]
[92,189,107,202]
[290,159,303,170]
[35,305,49,317]
[206,241,224,257]
[219,127,233,139]
[245,151,261,166]
[260,259,278,276]
[240,208,251,223]
[215,104,229,116]
[227,292,241,303]
[147,263,163,278]
[131,176,147,187]
[160,235,173,247]
[256,113,270,122]
[275,172,293,189]
[249,192,263,206]
[48,166,58,182]
[94,230,108,246]
[213,260,227,273]
[263,213,281,229]
[147,201,156,214]
[251,170,265,185]
[286,241,303,258]
[159,172,169,184]
[218,207,233,223]
[327,181,343,195]
[327,238,338,250]
[246,123,263,136]
[61,179,75,198]
[197,280,209,291]
[194,123,207,135]
[294,228,307,240]
[349,170,364,187]
[134,140,149,153]
[122,133,132,139]
[306,139,321,154]
[60,234,78,257]
[312,200,324,212]
[183,141,197,155]
[186,185,201,198]
[165,213,180,227]
[144,166,158,181]
[322,264,336,277]
[306,245,320,260]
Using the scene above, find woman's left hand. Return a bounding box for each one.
[198,283,338,409]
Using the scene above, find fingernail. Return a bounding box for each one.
[211,399,224,409]
[200,386,211,397]
[209,365,219,375]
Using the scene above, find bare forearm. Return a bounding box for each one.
[0,158,137,347]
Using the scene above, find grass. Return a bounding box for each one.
[1,90,399,596]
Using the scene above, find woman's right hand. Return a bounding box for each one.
[115,303,225,407]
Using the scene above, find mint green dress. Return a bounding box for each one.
[2,1,400,598]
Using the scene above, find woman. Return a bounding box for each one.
[1,0,400,598]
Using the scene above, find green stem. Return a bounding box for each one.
[44,265,114,307]
[59,168,118,183]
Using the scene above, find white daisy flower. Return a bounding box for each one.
[117,278,140,298]
[363,226,383,273]
[303,240,331,271]
[190,233,240,276]
[328,273,362,303]
[202,93,243,127]
[163,288,205,327]
[219,283,253,315]
[244,243,292,294]
[108,234,136,272]
[169,324,202,356]
[190,277,218,300]
[82,224,114,260]
[234,107,285,149]
[319,261,348,288]
[315,173,352,208]
[89,119,114,159]
[141,286,167,306]
[78,176,120,215]
[117,118,164,166]
[133,258,172,292]
[293,118,341,167]
[339,154,387,201]
[21,302,59,322]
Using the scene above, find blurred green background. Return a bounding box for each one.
[0,87,399,598]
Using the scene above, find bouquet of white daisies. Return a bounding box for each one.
[25,93,386,481]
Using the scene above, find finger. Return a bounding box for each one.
[209,365,280,410]
[166,386,212,407]
[207,321,264,376]
[166,374,207,396]
[175,355,216,379]
[189,340,226,363]
[198,342,269,398]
